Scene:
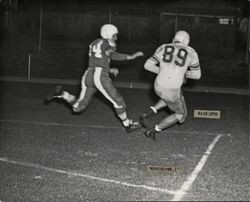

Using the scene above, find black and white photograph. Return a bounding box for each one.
[0,0,249,201]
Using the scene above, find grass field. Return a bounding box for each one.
[0,81,249,201]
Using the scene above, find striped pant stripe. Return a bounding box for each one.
[93,68,122,109]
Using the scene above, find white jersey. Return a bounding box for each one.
[150,42,200,88]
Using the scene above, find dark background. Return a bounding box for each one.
[0,0,249,88]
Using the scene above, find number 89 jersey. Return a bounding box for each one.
[152,43,200,88]
[88,38,116,72]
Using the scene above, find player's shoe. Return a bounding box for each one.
[125,120,141,133]
[44,85,63,105]
[144,128,157,140]
[139,113,150,129]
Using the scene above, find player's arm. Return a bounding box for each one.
[144,57,159,74]
[105,39,144,61]
[144,46,162,74]
[186,64,201,80]
[186,50,201,80]
[126,51,144,60]
[110,51,144,61]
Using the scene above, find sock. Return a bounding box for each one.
[122,119,130,127]
[117,111,130,127]
[155,125,162,132]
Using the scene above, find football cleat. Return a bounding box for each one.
[139,113,149,129]
[44,85,63,105]
[144,128,157,140]
[125,119,141,133]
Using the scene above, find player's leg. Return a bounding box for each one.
[93,68,140,132]
[44,69,96,113]
[44,70,91,105]
[73,69,97,113]
[44,85,77,105]
[174,93,188,124]
[145,90,187,140]
[139,99,168,128]
[140,83,169,129]
[72,87,97,114]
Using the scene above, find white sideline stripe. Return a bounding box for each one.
[171,134,223,201]
[0,157,176,195]
[0,119,225,136]
[0,76,249,95]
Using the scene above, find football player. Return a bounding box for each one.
[139,30,201,140]
[45,24,144,133]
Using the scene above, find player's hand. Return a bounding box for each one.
[127,51,144,60]
[109,68,119,77]
[133,51,144,58]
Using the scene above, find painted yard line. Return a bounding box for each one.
[0,119,120,130]
[0,119,227,137]
[0,157,176,195]
[171,134,223,201]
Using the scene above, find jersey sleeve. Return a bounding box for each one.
[186,48,201,80]
[188,49,200,70]
[110,52,129,60]
[103,40,129,61]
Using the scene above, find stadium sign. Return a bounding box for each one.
[193,109,221,119]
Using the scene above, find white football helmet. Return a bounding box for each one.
[100,24,118,40]
[173,30,190,45]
